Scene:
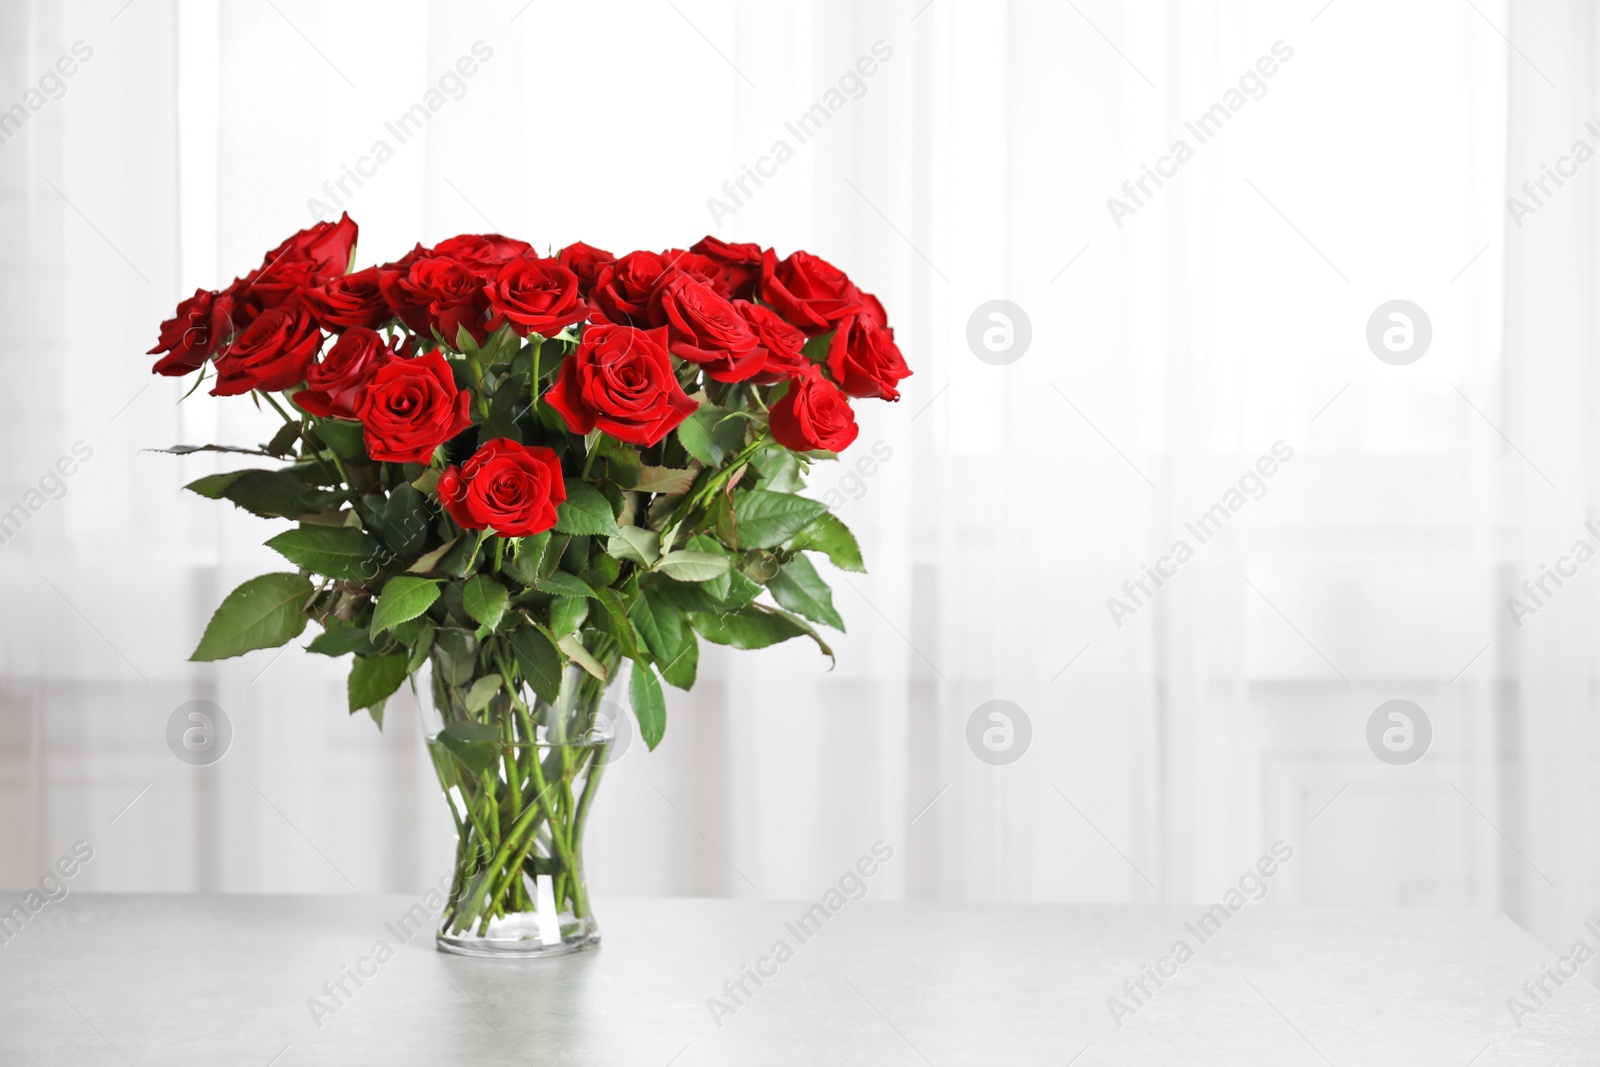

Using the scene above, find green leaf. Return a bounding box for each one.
[190,573,312,661]
[370,576,441,634]
[265,525,382,581]
[688,605,809,650]
[555,481,622,537]
[677,404,746,466]
[408,537,460,575]
[462,574,510,632]
[501,533,549,587]
[766,554,845,630]
[536,570,594,598]
[374,484,432,557]
[590,588,643,661]
[510,624,563,705]
[405,619,436,674]
[607,526,661,567]
[307,417,367,461]
[265,421,301,458]
[549,595,589,636]
[787,512,866,572]
[463,674,503,713]
[558,634,607,680]
[629,662,666,751]
[630,587,699,690]
[754,448,805,492]
[432,627,479,685]
[656,550,731,583]
[307,625,382,657]
[734,489,829,550]
[633,466,697,495]
[439,721,500,776]
[190,470,345,519]
[347,653,409,713]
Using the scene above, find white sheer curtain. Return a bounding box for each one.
[4,0,1596,961]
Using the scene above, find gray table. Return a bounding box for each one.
[0,895,1595,1065]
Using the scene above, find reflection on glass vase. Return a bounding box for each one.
[416,653,619,958]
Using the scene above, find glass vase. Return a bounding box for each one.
[416,654,619,958]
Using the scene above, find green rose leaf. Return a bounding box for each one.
[655,550,731,583]
[733,489,829,550]
[304,417,366,461]
[549,595,590,636]
[189,470,345,520]
[787,512,866,573]
[370,575,442,635]
[463,674,504,714]
[607,526,661,568]
[630,587,699,690]
[766,553,846,630]
[347,653,409,714]
[536,570,595,598]
[439,721,500,776]
[461,574,510,632]
[629,662,667,752]
[306,625,383,657]
[510,624,563,705]
[555,481,623,537]
[633,466,697,495]
[265,525,382,582]
[677,404,745,465]
[190,572,313,661]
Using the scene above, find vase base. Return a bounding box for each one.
[435,914,601,959]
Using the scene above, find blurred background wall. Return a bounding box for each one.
[2,0,1596,964]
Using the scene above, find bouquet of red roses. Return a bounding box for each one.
[147,214,909,953]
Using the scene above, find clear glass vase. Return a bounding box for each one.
[416,654,618,958]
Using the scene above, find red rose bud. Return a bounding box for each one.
[826,313,911,401]
[209,303,324,396]
[590,251,673,327]
[356,350,473,463]
[149,288,220,375]
[485,258,589,339]
[557,242,616,297]
[545,324,698,447]
[437,438,567,538]
[689,236,764,300]
[653,274,763,382]
[768,364,860,453]
[431,233,536,278]
[295,327,406,420]
[758,249,867,336]
[303,267,391,331]
[379,255,491,346]
[735,300,809,384]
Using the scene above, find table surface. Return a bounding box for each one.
[0,894,1596,1065]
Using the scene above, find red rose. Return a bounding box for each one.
[768,364,859,453]
[242,213,360,311]
[437,438,567,538]
[294,327,404,420]
[303,267,391,331]
[380,254,491,346]
[660,248,721,284]
[689,236,763,300]
[209,304,324,396]
[735,300,809,383]
[653,274,762,382]
[356,351,473,463]
[431,233,536,278]
[826,313,911,401]
[589,251,672,327]
[545,324,698,447]
[149,288,221,375]
[485,258,589,338]
[758,249,867,335]
[557,242,615,296]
